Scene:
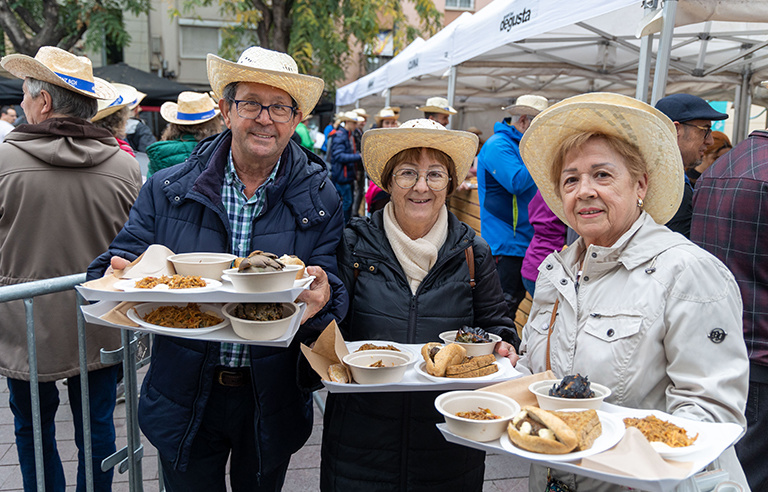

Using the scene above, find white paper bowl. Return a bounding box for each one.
[529,379,611,411]
[435,390,521,442]
[221,302,298,341]
[439,330,502,357]
[168,253,237,280]
[341,349,416,385]
[222,264,302,293]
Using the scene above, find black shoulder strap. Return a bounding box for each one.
[464,245,476,289]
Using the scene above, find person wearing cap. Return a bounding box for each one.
[654,93,728,239]
[146,91,223,177]
[330,111,363,223]
[688,130,732,186]
[0,46,142,492]
[321,118,519,491]
[92,82,140,157]
[691,122,768,491]
[0,105,17,141]
[476,94,548,318]
[124,89,157,153]
[516,93,748,490]
[417,96,457,127]
[88,46,348,491]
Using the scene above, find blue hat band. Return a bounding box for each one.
[54,72,96,94]
[107,95,124,108]
[177,109,216,121]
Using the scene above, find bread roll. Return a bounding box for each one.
[279,254,306,279]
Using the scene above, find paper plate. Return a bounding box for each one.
[115,277,221,293]
[127,302,229,336]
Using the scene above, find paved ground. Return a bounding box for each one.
[0,372,529,491]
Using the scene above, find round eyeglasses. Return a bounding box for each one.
[229,99,296,123]
[392,169,451,191]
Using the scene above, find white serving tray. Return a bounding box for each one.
[81,300,307,347]
[322,343,523,393]
[437,403,743,492]
[76,276,313,303]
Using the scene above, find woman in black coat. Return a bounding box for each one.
[320,119,520,492]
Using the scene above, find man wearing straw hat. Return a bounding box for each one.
[417,96,456,127]
[0,46,142,492]
[88,46,347,491]
[476,94,548,317]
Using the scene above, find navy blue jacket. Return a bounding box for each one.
[88,130,348,476]
[330,125,360,184]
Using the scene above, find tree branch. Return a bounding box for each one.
[0,0,35,54]
[14,5,42,33]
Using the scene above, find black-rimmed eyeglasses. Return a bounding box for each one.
[392,169,451,191]
[681,122,712,140]
[229,99,297,123]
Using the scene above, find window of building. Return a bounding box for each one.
[180,25,220,59]
[445,0,474,9]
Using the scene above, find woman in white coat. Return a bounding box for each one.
[516,93,749,491]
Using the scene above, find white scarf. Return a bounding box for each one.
[383,202,449,294]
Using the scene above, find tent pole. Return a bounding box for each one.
[447,66,457,130]
[738,70,753,143]
[650,0,678,105]
[636,1,657,103]
[384,88,391,109]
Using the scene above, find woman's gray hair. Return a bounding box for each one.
[25,78,98,120]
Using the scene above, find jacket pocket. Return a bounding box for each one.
[583,310,643,342]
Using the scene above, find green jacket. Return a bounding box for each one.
[295,122,314,151]
[146,135,198,177]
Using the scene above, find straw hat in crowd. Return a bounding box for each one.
[337,111,365,124]
[207,46,324,117]
[1,46,117,100]
[374,108,399,125]
[520,92,684,227]
[417,96,457,115]
[502,94,549,116]
[362,118,478,192]
[160,91,221,125]
[353,108,369,120]
[93,83,139,122]
[129,90,147,111]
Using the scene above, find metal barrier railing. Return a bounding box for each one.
[0,275,146,492]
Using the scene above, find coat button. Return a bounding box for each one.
[164,180,170,185]
[546,264,553,270]
[319,210,325,217]
[607,329,615,337]
[302,218,308,224]
[353,262,360,268]
[583,276,590,282]
[560,278,567,285]
[591,252,597,258]
[174,196,180,202]
[369,266,374,272]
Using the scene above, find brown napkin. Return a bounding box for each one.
[300,321,351,382]
[100,301,141,328]
[581,427,692,478]
[478,370,557,407]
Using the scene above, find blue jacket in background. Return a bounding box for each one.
[476,119,537,257]
[330,125,360,185]
[87,130,348,477]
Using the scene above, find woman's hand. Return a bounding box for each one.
[296,266,331,323]
[104,256,131,276]
[495,341,520,367]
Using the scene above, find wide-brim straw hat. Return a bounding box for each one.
[207,46,324,117]
[417,96,457,115]
[129,90,147,110]
[353,108,369,119]
[362,118,478,193]
[337,111,364,124]
[374,108,398,124]
[519,92,683,227]
[93,83,138,121]
[502,94,549,116]
[160,91,221,125]
[1,46,116,100]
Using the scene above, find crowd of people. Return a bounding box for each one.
[0,42,765,492]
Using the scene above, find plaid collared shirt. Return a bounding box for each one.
[219,151,280,367]
[691,129,768,368]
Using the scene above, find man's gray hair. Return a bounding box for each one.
[25,78,98,120]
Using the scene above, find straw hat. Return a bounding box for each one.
[93,83,138,121]
[160,91,221,125]
[385,106,401,115]
[466,126,482,135]
[1,46,117,100]
[416,97,457,115]
[361,118,478,193]
[337,111,364,124]
[502,94,549,116]
[207,46,324,117]
[129,90,147,111]
[519,92,683,227]
[374,108,398,124]
[353,108,369,119]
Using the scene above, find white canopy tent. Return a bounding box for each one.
[337,0,768,141]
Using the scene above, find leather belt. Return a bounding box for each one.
[214,367,250,387]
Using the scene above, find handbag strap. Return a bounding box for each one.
[464,246,476,288]
[545,299,560,371]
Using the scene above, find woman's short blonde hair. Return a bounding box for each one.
[381,147,457,195]
[550,132,648,197]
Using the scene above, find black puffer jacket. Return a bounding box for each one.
[321,209,519,492]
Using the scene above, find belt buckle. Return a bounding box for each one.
[217,369,243,387]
